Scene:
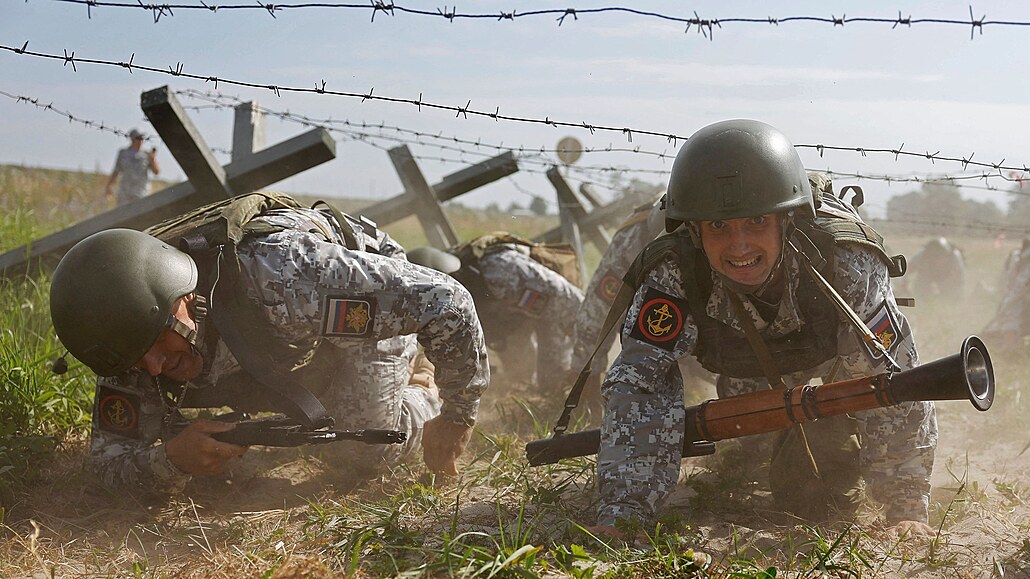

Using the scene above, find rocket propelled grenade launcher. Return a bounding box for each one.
[526,336,994,466]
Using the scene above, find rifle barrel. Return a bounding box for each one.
[527,335,994,466]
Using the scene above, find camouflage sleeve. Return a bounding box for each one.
[832,242,938,524]
[572,216,662,373]
[89,373,191,494]
[478,250,585,388]
[596,254,697,527]
[237,229,488,426]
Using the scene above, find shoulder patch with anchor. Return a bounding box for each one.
[629,286,687,351]
[597,273,622,304]
[97,384,141,438]
[323,296,377,337]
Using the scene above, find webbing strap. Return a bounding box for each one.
[311,199,361,251]
[726,292,822,480]
[550,279,637,437]
[209,250,333,429]
[726,292,786,390]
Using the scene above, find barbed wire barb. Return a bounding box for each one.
[970,5,985,40]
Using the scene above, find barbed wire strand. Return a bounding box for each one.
[6,85,1029,204]
[44,0,1022,42]
[5,43,1030,175]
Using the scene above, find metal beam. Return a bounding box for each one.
[358,151,518,226]
[388,145,459,249]
[0,128,335,276]
[546,167,611,251]
[232,101,266,160]
[142,86,233,203]
[534,193,640,245]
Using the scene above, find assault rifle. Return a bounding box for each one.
[172,413,407,447]
[526,336,994,466]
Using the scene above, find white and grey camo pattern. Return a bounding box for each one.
[475,245,584,390]
[597,209,936,527]
[571,199,665,375]
[89,207,488,492]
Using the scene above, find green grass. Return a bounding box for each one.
[2,165,1028,577]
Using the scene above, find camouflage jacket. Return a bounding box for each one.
[90,207,489,493]
[571,197,665,373]
[597,198,937,526]
[462,244,584,389]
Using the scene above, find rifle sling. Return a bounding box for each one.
[208,250,333,429]
[726,291,787,389]
[551,278,637,437]
[726,290,823,480]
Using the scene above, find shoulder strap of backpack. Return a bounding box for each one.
[550,232,688,437]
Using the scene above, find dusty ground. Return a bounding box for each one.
[2,236,1028,577]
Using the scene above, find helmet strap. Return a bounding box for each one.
[166,293,207,350]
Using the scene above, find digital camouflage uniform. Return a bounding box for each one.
[597,195,937,527]
[983,240,1030,341]
[572,197,665,376]
[903,237,966,300]
[460,243,584,391]
[90,207,488,494]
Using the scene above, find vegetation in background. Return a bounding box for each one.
[1,164,1028,577]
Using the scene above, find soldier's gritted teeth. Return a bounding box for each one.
[698,214,783,289]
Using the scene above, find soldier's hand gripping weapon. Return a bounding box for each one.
[172,413,407,447]
[526,336,994,466]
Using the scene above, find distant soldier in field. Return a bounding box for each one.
[904,237,966,300]
[50,192,488,494]
[588,120,936,540]
[407,233,584,392]
[104,128,160,205]
[982,238,1030,346]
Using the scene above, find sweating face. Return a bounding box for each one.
[135,297,204,382]
[698,214,783,289]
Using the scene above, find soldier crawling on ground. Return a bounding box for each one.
[407,233,584,393]
[49,192,489,493]
[982,238,1030,349]
[586,120,937,540]
[902,236,966,300]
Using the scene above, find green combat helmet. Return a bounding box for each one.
[406,246,462,274]
[50,228,198,376]
[665,119,814,232]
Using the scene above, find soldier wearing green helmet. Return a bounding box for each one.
[589,120,937,540]
[50,192,490,494]
[51,229,201,378]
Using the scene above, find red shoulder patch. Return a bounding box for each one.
[97,384,140,438]
[597,273,622,304]
[629,287,687,351]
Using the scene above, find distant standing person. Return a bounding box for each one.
[105,128,160,205]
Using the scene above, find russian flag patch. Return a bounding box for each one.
[864,300,901,358]
[323,296,377,337]
[517,288,548,315]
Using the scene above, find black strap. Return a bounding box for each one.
[208,249,333,429]
[726,292,786,389]
[550,278,638,437]
[311,199,361,251]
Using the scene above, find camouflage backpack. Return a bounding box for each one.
[450,232,582,288]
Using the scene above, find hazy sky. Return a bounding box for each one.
[4,0,1030,216]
